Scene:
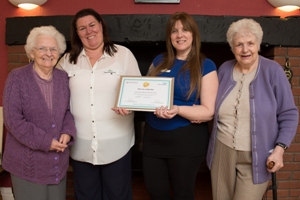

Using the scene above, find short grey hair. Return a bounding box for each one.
[226,18,263,50]
[24,25,66,59]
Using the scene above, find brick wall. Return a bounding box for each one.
[7,46,30,73]
[6,45,300,199]
[263,47,300,200]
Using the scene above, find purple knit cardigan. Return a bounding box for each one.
[2,62,76,185]
[206,56,298,184]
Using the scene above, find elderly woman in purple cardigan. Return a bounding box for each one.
[206,18,298,200]
[2,26,76,200]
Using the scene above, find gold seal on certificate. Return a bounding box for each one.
[115,76,174,111]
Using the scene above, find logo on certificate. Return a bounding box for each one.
[143,82,150,87]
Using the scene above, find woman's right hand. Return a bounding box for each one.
[266,146,284,173]
[50,139,68,152]
[154,106,178,119]
[190,120,203,124]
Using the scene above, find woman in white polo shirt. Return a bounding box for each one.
[57,8,141,200]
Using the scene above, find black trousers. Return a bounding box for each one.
[72,150,132,200]
[143,155,204,200]
[143,123,208,200]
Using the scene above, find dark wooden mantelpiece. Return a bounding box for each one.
[5,15,300,46]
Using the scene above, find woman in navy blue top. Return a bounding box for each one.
[143,12,218,200]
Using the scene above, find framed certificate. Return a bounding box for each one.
[115,76,174,111]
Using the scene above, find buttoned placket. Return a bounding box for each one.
[232,74,245,149]
[51,122,61,182]
[90,68,98,163]
[53,152,60,182]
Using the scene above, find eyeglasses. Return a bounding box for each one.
[34,46,59,54]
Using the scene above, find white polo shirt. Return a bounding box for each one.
[57,45,141,164]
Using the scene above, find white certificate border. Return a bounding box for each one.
[115,76,174,111]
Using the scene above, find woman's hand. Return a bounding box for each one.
[112,107,132,116]
[49,134,71,152]
[266,146,285,173]
[59,133,71,145]
[50,139,68,153]
[190,120,203,124]
[154,105,178,119]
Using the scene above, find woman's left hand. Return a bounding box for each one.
[50,134,71,153]
[266,145,285,173]
[59,133,71,145]
[112,107,132,116]
[154,106,178,119]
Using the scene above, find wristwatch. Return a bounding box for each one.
[276,142,288,150]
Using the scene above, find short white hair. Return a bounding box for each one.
[226,18,263,50]
[24,25,66,59]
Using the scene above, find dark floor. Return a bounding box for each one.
[132,171,213,200]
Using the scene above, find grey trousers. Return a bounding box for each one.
[11,174,66,200]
